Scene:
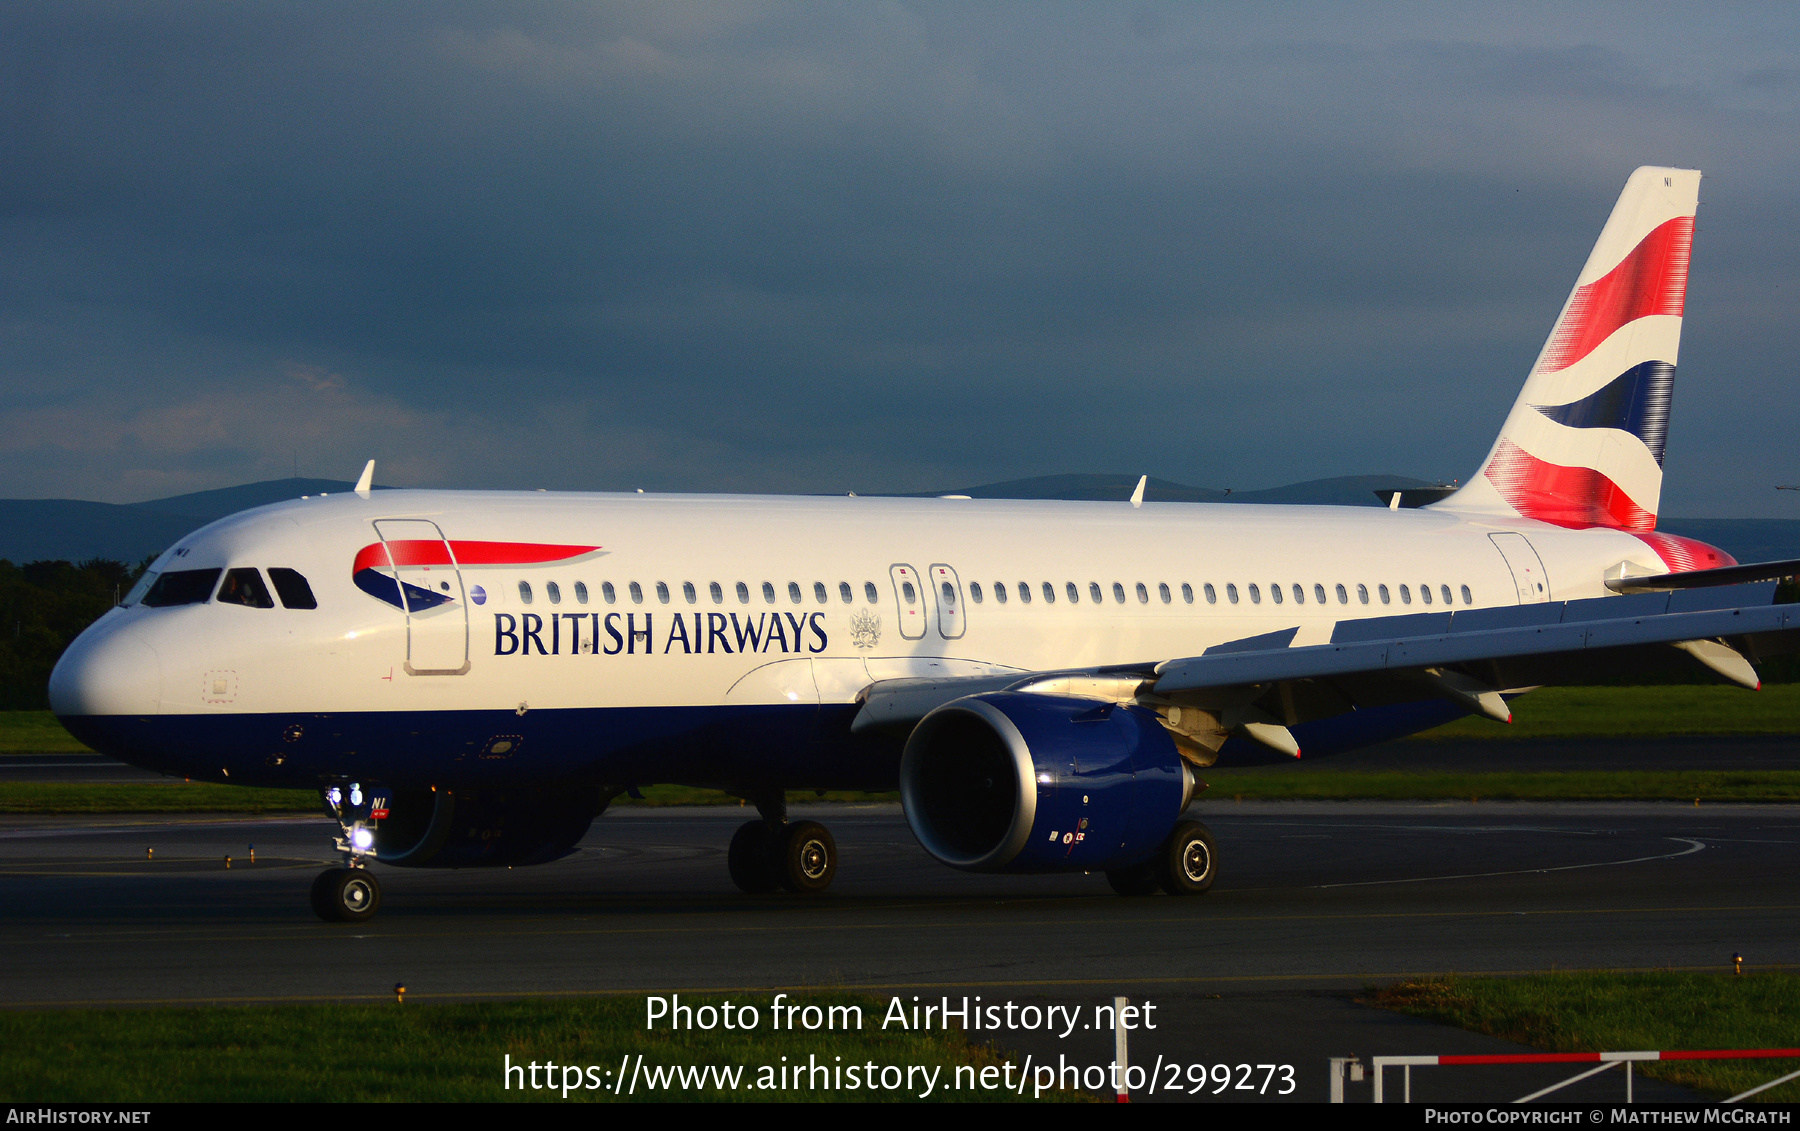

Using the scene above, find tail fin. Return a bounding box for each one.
[1440,166,1700,530]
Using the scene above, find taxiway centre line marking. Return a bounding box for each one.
[15,961,1800,1010]
[1314,837,1706,887]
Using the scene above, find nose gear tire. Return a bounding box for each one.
[311,867,382,922]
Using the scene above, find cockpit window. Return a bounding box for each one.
[141,568,222,608]
[216,568,275,609]
[268,568,318,610]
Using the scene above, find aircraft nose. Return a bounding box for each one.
[49,622,162,717]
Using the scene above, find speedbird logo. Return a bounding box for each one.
[351,540,601,611]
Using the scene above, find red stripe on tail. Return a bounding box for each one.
[1483,439,1656,530]
[1537,216,1693,374]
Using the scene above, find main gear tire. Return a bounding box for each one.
[1156,820,1217,896]
[774,821,836,894]
[728,820,781,894]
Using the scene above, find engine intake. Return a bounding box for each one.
[371,786,601,868]
[900,692,1191,873]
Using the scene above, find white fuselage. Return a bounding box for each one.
[53,489,1669,723]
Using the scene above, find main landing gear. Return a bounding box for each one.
[1104,819,1217,897]
[727,792,837,894]
[312,781,384,922]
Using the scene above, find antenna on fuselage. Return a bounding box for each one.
[1129,475,1147,509]
[354,460,375,499]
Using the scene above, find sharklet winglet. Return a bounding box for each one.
[354,460,375,498]
[1130,475,1146,509]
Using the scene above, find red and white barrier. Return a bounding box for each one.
[1340,1048,1800,1103]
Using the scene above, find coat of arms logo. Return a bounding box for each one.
[849,608,881,650]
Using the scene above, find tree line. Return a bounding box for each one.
[0,559,146,710]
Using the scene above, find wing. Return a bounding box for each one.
[851,582,1800,761]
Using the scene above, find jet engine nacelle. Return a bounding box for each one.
[369,786,601,868]
[899,692,1192,873]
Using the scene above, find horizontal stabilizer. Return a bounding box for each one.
[1607,557,1800,593]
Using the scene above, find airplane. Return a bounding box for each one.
[48,166,1800,923]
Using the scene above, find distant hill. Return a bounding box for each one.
[0,478,386,565]
[921,473,1441,506]
[2,474,1796,569]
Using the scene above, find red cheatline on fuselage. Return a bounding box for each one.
[351,540,601,575]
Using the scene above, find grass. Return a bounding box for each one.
[0,782,897,814]
[1419,684,1800,740]
[0,994,1062,1103]
[1370,972,1800,1102]
[1193,769,1800,803]
[0,710,93,753]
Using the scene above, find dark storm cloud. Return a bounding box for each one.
[1,2,1796,515]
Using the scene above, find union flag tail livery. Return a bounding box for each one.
[1443,167,1699,538]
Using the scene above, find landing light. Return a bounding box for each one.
[351,828,373,851]
[350,785,363,806]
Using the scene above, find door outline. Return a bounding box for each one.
[928,564,966,639]
[890,564,926,640]
[373,519,472,675]
[1488,532,1550,605]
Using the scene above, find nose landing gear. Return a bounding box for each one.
[727,792,837,895]
[312,782,386,923]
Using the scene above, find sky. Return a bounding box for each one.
[1,2,1797,517]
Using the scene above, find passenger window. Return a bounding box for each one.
[1357,583,1369,605]
[736,581,750,604]
[575,581,589,605]
[1113,582,1126,603]
[708,581,723,604]
[1461,584,1473,605]
[681,582,696,604]
[217,568,275,609]
[1377,584,1390,605]
[1135,582,1149,604]
[1442,584,1454,605]
[1335,583,1348,605]
[994,582,1008,604]
[943,581,957,605]
[1248,583,1262,604]
[1271,584,1284,605]
[839,582,853,604]
[1226,583,1239,604]
[268,568,317,610]
[763,582,776,604]
[1314,583,1327,604]
[1399,584,1412,605]
[656,582,671,604]
[1042,582,1056,604]
[1420,584,1432,605]
[1292,584,1304,604]
[519,581,534,605]
[1204,583,1217,604]
[1090,582,1103,603]
[903,581,917,603]
[1019,582,1032,605]
[603,581,617,604]
[788,582,802,603]
[971,581,984,603]
[808,582,824,604]
[629,582,644,604]
[1157,583,1171,604]
[1066,582,1080,603]
[864,581,879,603]
[547,581,562,605]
